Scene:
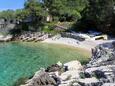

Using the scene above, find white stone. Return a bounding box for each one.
[102,83,115,86]
[59,83,69,86]
[78,77,99,84]
[57,61,63,67]
[64,60,83,71]
[60,79,76,86]
[59,70,80,81]
[73,82,80,86]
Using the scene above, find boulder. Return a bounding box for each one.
[59,70,80,81]
[85,41,115,85]
[78,77,102,86]
[102,83,115,86]
[45,64,61,72]
[87,42,115,67]
[64,60,83,71]
[0,35,13,42]
[21,69,57,86]
[60,79,78,86]
[59,60,83,86]
[72,82,81,86]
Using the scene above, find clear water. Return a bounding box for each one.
[0,42,90,86]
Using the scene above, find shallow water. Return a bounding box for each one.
[0,42,90,86]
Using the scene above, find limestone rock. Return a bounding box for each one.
[78,77,102,86]
[45,64,61,72]
[87,42,115,67]
[21,69,57,86]
[59,60,83,86]
[72,82,81,86]
[85,41,115,86]
[102,83,115,86]
[59,70,80,81]
[0,35,13,42]
[64,60,83,71]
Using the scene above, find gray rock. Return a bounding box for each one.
[78,77,102,86]
[64,60,83,71]
[85,42,115,85]
[102,83,115,86]
[87,42,115,67]
[21,69,57,86]
[72,82,81,86]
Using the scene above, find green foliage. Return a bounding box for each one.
[0,9,15,20]
[24,0,45,22]
[17,0,47,31]
[82,0,114,21]
[0,0,88,33]
[42,22,61,34]
[75,0,115,34]
[15,9,30,21]
[43,0,87,22]
[24,0,43,16]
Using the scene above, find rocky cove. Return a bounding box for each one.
[20,41,115,86]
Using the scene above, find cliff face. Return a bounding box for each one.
[21,41,115,86]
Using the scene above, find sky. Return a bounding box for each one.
[0,0,26,11]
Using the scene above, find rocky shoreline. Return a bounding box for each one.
[14,32,53,42]
[0,32,112,52]
[20,41,115,86]
[0,35,13,42]
[0,32,53,42]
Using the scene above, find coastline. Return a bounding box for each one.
[0,32,114,53]
[0,33,114,53]
[42,37,112,52]
[42,38,90,51]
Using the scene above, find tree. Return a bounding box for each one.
[0,9,15,21]
[23,0,46,30]
[43,0,87,22]
[15,9,29,21]
[76,0,115,33]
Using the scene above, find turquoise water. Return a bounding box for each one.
[0,42,90,86]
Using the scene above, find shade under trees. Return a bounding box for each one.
[76,0,115,34]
